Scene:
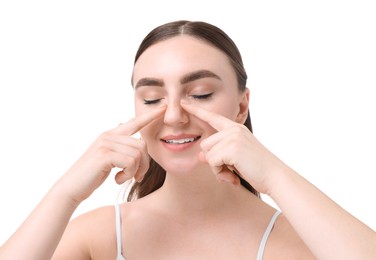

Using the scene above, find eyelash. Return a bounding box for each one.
[191,93,213,100]
[143,93,213,105]
[143,99,162,105]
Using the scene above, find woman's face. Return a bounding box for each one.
[132,35,249,173]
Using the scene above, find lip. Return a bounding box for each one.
[160,134,201,152]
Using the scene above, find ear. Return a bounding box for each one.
[235,88,250,124]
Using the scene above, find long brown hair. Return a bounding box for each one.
[127,20,259,201]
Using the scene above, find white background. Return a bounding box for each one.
[0,0,375,244]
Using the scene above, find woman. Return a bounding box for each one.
[1,20,375,260]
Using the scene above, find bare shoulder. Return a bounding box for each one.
[53,205,118,259]
[265,213,316,260]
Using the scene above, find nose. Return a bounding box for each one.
[163,100,189,126]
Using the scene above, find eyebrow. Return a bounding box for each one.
[135,78,163,89]
[180,70,221,84]
[135,69,221,89]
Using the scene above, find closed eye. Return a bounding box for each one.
[144,99,162,105]
[144,93,212,105]
[191,93,213,100]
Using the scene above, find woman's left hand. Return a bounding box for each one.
[181,101,286,195]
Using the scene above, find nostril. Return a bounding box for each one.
[163,104,189,125]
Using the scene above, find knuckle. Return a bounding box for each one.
[200,140,207,150]
[98,131,111,141]
[127,156,137,167]
[134,150,142,161]
[96,138,109,151]
[97,146,110,157]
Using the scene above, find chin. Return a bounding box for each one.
[153,156,204,175]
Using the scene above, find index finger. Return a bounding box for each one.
[114,105,166,135]
[180,101,236,131]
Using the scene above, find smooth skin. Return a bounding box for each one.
[1,35,375,260]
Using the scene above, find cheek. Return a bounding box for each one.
[139,119,161,141]
[203,99,239,121]
[217,107,237,119]
[134,102,146,117]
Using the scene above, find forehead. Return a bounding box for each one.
[132,35,236,85]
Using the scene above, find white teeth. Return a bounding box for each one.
[165,138,195,144]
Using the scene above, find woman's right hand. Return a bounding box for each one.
[55,105,166,205]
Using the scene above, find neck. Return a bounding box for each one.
[155,165,254,218]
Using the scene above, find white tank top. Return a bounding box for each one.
[115,204,281,260]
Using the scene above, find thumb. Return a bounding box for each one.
[211,165,241,185]
[114,168,134,184]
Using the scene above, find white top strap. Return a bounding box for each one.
[256,210,281,260]
[115,204,279,260]
[115,204,126,260]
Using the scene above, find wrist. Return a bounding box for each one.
[48,179,83,210]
